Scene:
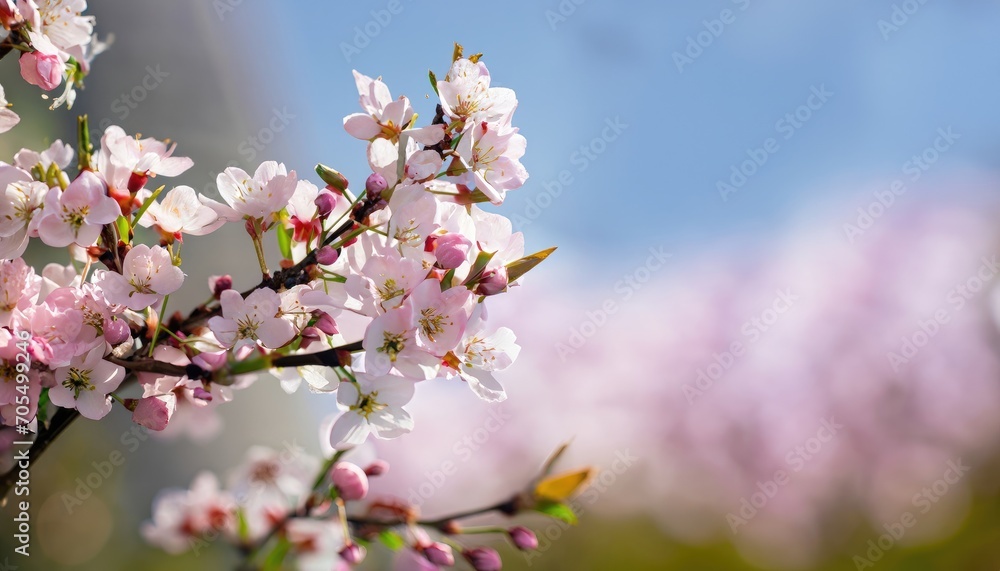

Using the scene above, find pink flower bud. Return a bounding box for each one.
[316,245,339,266]
[19,50,62,91]
[365,173,387,196]
[104,318,131,345]
[331,462,369,501]
[476,266,508,296]
[339,543,366,565]
[130,396,173,431]
[463,547,502,571]
[314,312,338,335]
[363,459,389,477]
[209,274,233,299]
[423,542,454,566]
[507,526,538,551]
[314,190,337,218]
[434,234,472,269]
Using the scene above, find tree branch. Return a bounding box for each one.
[178,195,382,335]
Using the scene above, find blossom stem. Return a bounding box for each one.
[175,194,383,334]
[250,233,269,278]
[148,294,169,357]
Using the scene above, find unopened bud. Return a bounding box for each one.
[365,173,387,197]
[476,266,508,296]
[129,396,173,431]
[424,542,455,566]
[316,245,339,266]
[339,543,366,565]
[314,312,338,335]
[104,318,131,345]
[314,190,337,218]
[434,233,472,269]
[209,274,233,299]
[331,462,369,501]
[127,171,148,193]
[508,526,538,551]
[316,164,349,192]
[463,547,502,571]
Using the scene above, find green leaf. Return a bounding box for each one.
[535,499,578,525]
[441,268,456,291]
[36,388,50,430]
[429,70,439,96]
[464,249,497,286]
[378,529,405,551]
[131,185,166,229]
[261,537,291,571]
[115,216,130,244]
[235,508,250,542]
[507,247,557,283]
[276,213,293,260]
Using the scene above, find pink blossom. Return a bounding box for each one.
[141,472,237,554]
[329,370,415,450]
[14,139,74,173]
[0,166,47,259]
[0,258,40,327]
[405,278,474,356]
[100,125,194,181]
[36,170,120,247]
[362,306,440,379]
[216,161,298,221]
[48,345,125,420]
[208,288,295,351]
[455,120,528,204]
[437,59,517,125]
[138,185,221,239]
[95,244,184,311]
[0,84,18,133]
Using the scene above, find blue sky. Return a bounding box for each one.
[254,0,1000,272]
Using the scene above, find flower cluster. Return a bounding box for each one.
[144,444,547,571]
[0,0,105,117]
[0,29,572,569]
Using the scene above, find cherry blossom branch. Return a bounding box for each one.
[106,356,206,379]
[238,451,518,570]
[177,194,382,335]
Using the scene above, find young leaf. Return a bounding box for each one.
[429,70,439,96]
[378,529,405,551]
[276,215,293,260]
[534,500,578,525]
[116,216,130,244]
[464,250,497,286]
[131,185,166,229]
[506,247,557,283]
